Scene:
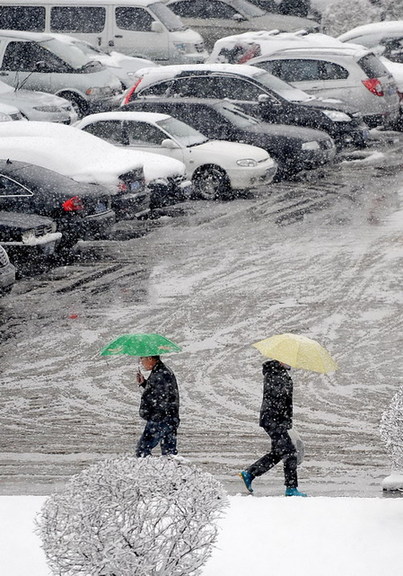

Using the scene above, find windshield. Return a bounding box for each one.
[150,2,186,32]
[253,68,314,102]
[215,102,260,128]
[157,116,207,147]
[232,0,266,18]
[41,38,104,69]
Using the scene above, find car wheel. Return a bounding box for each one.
[192,166,230,200]
[59,92,88,118]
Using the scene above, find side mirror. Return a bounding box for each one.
[35,60,49,71]
[257,93,270,103]
[161,138,180,149]
[233,13,246,22]
[151,21,164,33]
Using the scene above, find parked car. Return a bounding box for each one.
[0,244,15,295]
[121,63,370,148]
[165,0,319,51]
[122,97,336,180]
[0,0,208,65]
[0,159,116,251]
[0,122,189,215]
[0,101,24,122]
[75,111,278,199]
[0,210,62,265]
[338,21,403,64]
[0,78,77,123]
[247,44,400,129]
[0,29,123,116]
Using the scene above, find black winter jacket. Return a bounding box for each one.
[259,360,293,430]
[139,360,180,425]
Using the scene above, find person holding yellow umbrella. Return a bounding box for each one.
[239,333,338,496]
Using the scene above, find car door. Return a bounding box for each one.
[259,58,327,96]
[112,6,168,61]
[123,120,187,167]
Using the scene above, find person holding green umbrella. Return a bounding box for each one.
[100,333,182,458]
[135,354,180,458]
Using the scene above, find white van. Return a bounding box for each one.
[0,0,208,64]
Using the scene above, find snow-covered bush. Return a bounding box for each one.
[380,386,403,491]
[321,0,381,36]
[36,456,228,576]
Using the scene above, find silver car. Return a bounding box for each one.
[0,100,24,121]
[248,44,400,129]
[0,79,77,123]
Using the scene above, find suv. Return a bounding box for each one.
[248,45,400,128]
[0,29,123,116]
[121,63,370,148]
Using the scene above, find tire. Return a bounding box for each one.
[58,92,88,118]
[192,166,231,200]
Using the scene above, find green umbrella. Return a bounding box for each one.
[100,333,182,356]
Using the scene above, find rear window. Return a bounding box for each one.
[50,7,106,33]
[0,6,45,31]
[358,54,390,78]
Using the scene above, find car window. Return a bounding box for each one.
[115,7,155,32]
[217,76,269,100]
[0,175,31,197]
[169,0,239,19]
[169,77,224,98]
[50,7,106,33]
[125,121,166,146]
[1,41,63,72]
[262,59,349,82]
[358,54,390,78]
[139,80,174,97]
[0,6,45,32]
[82,121,127,145]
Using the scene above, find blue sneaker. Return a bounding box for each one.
[285,487,308,497]
[239,471,254,493]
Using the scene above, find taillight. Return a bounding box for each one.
[117,180,128,192]
[121,78,143,106]
[62,196,84,211]
[362,78,384,97]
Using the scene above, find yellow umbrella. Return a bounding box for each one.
[252,333,338,374]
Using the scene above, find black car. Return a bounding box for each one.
[0,244,15,295]
[123,97,336,180]
[123,63,370,149]
[0,159,115,251]
[0,210,61,265]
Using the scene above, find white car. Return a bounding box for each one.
[75,111,278,199]
[0,78,77,123]
[0,100,23,121]
[0,121,190,216]
[338,21,403,63]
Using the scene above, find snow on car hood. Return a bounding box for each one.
[0,121,186,184]
[195,140,271,162]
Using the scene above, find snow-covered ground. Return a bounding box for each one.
[2,494,403,576]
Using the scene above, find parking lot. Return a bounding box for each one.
[1,129,403,497]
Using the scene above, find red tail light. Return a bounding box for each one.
[62,196,84,211]
[362,78,384,97]
[121,78,143,106]
[117,180,128,192]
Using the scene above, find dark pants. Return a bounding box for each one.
[136,420,178,457]
[247,425,298,488]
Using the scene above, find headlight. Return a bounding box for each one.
[85,86,114,97]
[0,112,12,122]
[21,230,36,244]
[33,106,62,112]
[173,42,187,54]
[302,141,320,151]
[236,159,258,167]
[322,110,352,122]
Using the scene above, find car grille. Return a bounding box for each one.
[34,223,54,237]
[0,247,9,267]
[195,42,205,53]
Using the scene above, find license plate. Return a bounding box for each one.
[130,181,141,192]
